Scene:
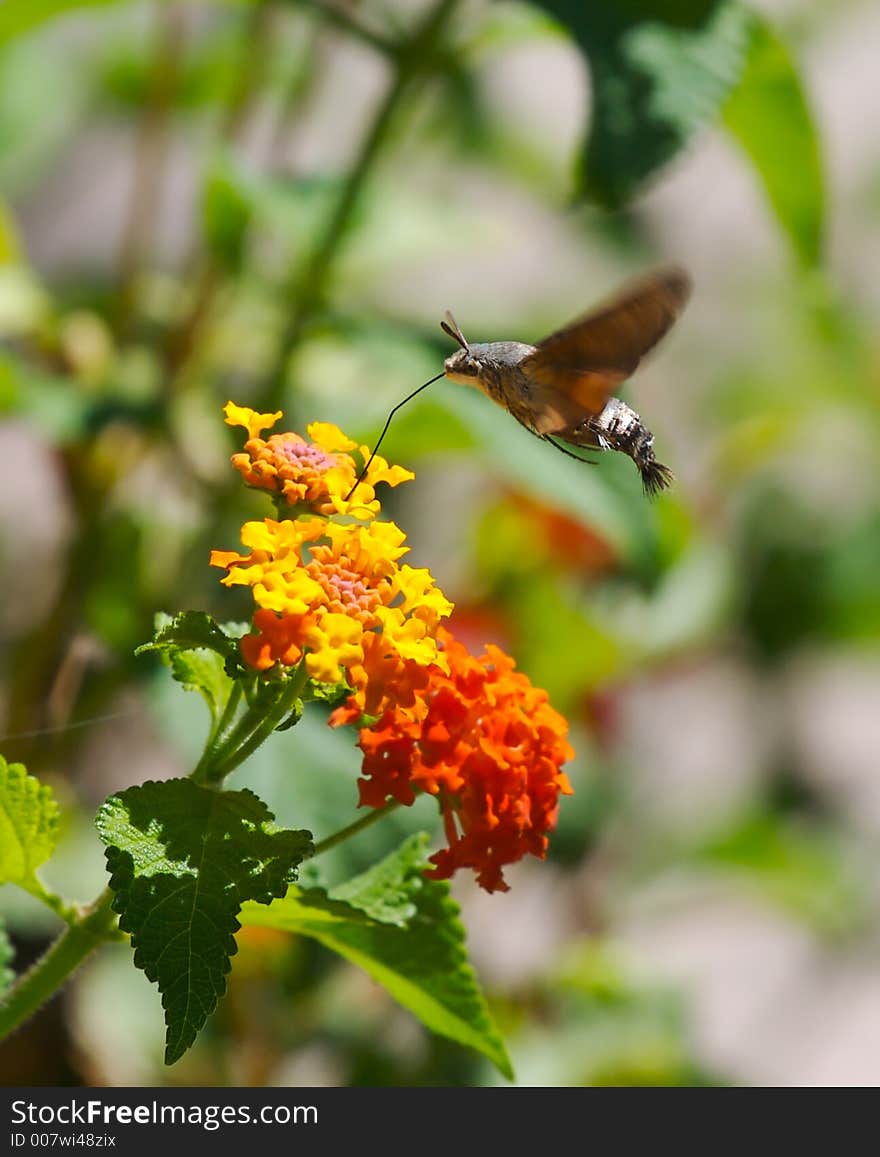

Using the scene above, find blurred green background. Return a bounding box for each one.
[1,0,879,1087]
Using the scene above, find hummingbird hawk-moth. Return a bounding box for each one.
[441,266,691,495]
[346,267,691,501]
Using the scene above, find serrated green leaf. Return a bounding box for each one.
[138,610,241,661]
[722,14,823,267]
[328,833,424,927]
[532,0,751,206]
[242,834,513,1078]
[0,756,60,891]
[0,919,15,996]
[168,648,233,725]
[96,778,313,1065]
[137,612,246,722]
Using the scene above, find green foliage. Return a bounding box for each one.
[136,612,247,719]
[0,0,122,45]
[735,490,880,658]
[202,153,255,274]
[0,352,93,440]
[723,13,824,266]
[443,385,643,557]
[532,0,751,205]
[0,201,21,262]
[0,756,60,895]
[695,811,864,935]
[495,940,713,1087]
[0,920,13,997]
[96,778,313,1064]
[242,834,513,1078]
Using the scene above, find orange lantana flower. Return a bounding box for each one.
[332,629,574,893]
[223,401,412,520]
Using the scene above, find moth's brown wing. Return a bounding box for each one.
[525,371,628,435]
[521,266,691,417]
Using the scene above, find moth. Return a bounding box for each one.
[346,267,691,501]
[441,266,691,495]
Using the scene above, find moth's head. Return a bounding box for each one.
[443,347,481,382]
[441,311,480,384]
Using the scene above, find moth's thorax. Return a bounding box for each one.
[444,341,537,414]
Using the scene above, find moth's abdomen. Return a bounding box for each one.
[591,398,673,496]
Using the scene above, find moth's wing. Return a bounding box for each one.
[525,371,628,435]
[521,266,691,416]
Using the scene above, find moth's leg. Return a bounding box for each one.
[554,421,607,452]
[583,420,612,450]
[542,434,598,465]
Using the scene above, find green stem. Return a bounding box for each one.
[22,879,78,925]
[192,663,309,784]
[113,1,186,336]
[0,890,118,1044]
[296,0,396,56]
[192,681,243,780]
[262,0,459,411]
[312,798,402,856]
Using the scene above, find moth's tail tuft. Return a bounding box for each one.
[638,457,674,498]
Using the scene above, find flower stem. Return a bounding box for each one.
[192,663,309,784]
[113,1,186,337]
[312,798,402,856]
[192,681,243,780]
[0,889,118,1044]
[262,0,460,411]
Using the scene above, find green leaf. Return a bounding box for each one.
[0,0,259,46]
[0,0,122,45]
[0,756,60,892]
[242,834,513,1078]
[532,0,751,205]
[202,153,254,274]
[0,203,21,264]
[0,919,14,996]
[97,778,313,1065]
[137,610,244,661]
[695,812,864,936]
[722,14,823,267]
[438,385,650,562]
[328,838,421,927]
[137,612,247,721]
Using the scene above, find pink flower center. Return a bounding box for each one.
[273,437,337,473]
[307,561,383,621]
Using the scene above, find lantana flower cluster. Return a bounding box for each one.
[212,402,573,891]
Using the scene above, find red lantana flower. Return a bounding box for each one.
[331,629,574,893]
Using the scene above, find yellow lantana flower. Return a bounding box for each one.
[222,401,413,520]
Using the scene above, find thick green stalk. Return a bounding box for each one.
[0,890,118,1044]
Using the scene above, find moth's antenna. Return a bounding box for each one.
[345,371,445,501]
[440,310,468,351]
